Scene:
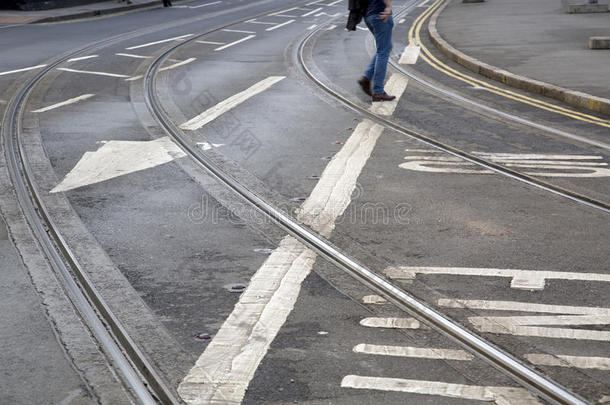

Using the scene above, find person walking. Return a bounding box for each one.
[357,0,395,102]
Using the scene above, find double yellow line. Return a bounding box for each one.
[406,0,610,129]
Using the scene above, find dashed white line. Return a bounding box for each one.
[384,266,610,290]
[190,1,221,8]
[57,68,130,78]
[341,376,542,404]
[67,55,99,62]
[301,7,322,16]
[125,34,193,50]
[353,344,474,360]
[214,34,256,51]
[398,44,421,64]
[360,317,421,329]
[179,76,284,130]
[525,354,610,370]
[0,64,47,77]
[31,94,95,113]
[266,19,295,31]
[195,40,225,45]
[115,53,151,59]
[222,28,256,34]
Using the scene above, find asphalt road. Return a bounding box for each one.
[0,0,608,404]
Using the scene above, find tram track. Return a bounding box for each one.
[143,10,592,405]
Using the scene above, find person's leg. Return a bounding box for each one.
[363,17,377,80]
[371,16,394,95]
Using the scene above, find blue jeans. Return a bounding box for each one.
[363,14,394,94]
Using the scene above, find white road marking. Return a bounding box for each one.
[0,64,47,77]
[357,26,368,31]
[125,57,195,82]
[180,76,283,130]
[67,55,98,62]
[326,0,342,5]
[306,0,323,5]
[315,11,342,17]
[215,34,256,51]
[57,68,130,78]
[398,44,420,64]
[190,1,221,8]
[195,40,225,45]
[525,354,610,370]
[115,52,151,59]
[341,376,542,404]
[268,6,299,15]
[222,28,256,34]
[31,94,94,113]
[325,24,337,30]
[301,7,322,16]
[125,34,192,50]
[196,142,223,150]
[51,137,184,193]
[360,317,421,329]
[362,295,388,304]
[400,151,610,177]
[354,344,474,360]
[307,24,318,30]
[398,18,406,24]
[266,19,295,31]
[439,299,610,341]
[601,396,610,404]
[369,73,408,116]
[418,0,432,6]
[0,99,7,105]
[245,19,277,25]
[384,266,610,290]
[179,108,387,404]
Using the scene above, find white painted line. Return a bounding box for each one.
[307,24,318,30]
[398,44,420,64]
[326,0,342,5]
[125,34,192,50]
[362,295,387,304]
[360,317,421,329]
[268,7,298,16]
[418,0,432,6]
[0,64,47,77]
[325,24,337,30]
[266,19,295,31]
[525,354,610,370]
[398,18,406,24]
[196,142,224,150]
[222,28,256,34]
[246,20,278,25]
[179,114,385,404]
[215,34,255,50]
[115,53,151,59]
[67,55,98,62]
[190,1,221,8]
[341,376,542,404]
[180,76,283,130]
[601,396,610,404]
[0,99,7,105]
[125,75,143,82]
[301,7,322,16]
[160,57,196,71]
[384,266,610,290]
[195,40,225,45]
[439,299,610,341]
[31,94,94,113]
[369,73,408,116]
[57,68,130,78]
[297,119,384,236]
[353,344,474,360]
[306,0,323,5]
[473,152,604,160]
[51,137,184,193]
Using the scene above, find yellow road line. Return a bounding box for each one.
[406,0,610,128]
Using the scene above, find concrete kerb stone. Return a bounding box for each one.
[427,0,610,116]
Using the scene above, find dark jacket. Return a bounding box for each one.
[346,0,369,31]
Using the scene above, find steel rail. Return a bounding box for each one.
[0,1,352,403]
[143,11,589,405]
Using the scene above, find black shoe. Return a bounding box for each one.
[372,92,396,102]
[357,76,372,96]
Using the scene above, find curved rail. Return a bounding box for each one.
[143,13,590,405]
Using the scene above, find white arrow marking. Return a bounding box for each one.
[51,137,184,193]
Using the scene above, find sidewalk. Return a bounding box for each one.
[430,0,610,114]
[0,0,163,24]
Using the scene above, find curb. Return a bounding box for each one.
[33,1,160,23]
[427,0,610,116]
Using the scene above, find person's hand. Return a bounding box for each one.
[380,6,392,21]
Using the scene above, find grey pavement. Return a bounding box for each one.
[436,0,610,100]
[0,0,171,24]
